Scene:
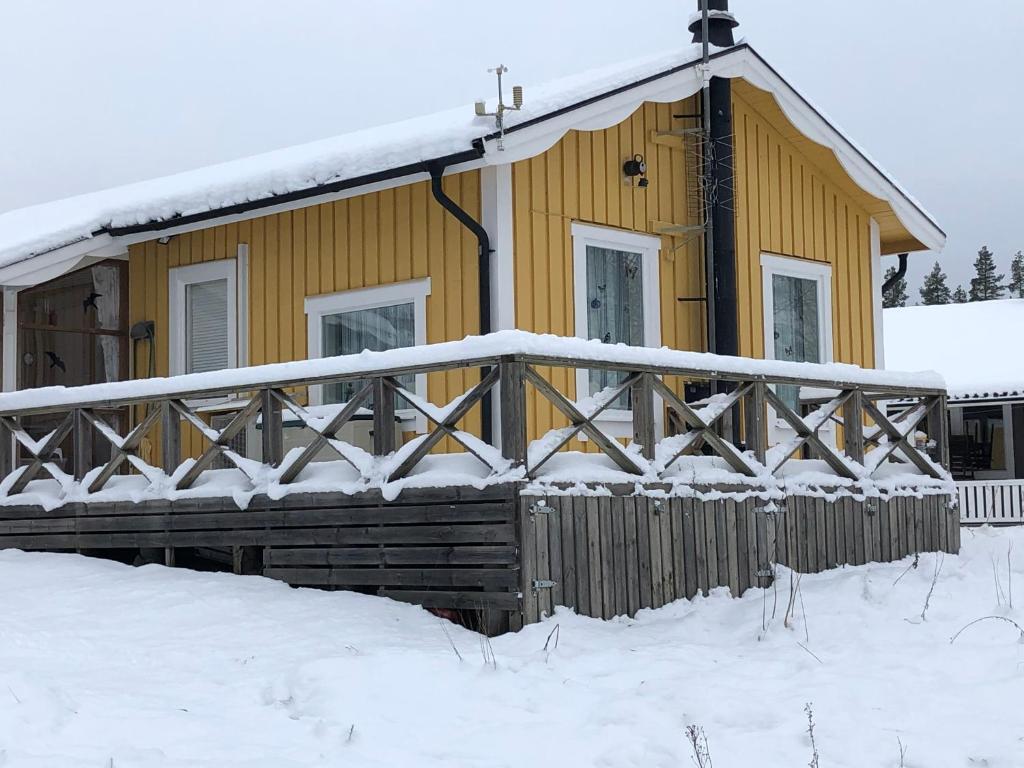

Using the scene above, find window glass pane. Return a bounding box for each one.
[322,302,415,405]
[772,273,820,412]
[585,245,644,408]
[961,405,1007,472]
[186,278,229,374]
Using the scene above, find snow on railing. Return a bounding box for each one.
[0,331,952,505]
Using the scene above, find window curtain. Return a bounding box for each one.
[322,302,415,405]
[771,273,820,411]
[185,278,229,374]
[585,245,644,407]
[91,264,121,383]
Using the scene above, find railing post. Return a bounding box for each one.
[499,358,527,467]
[72,408,92,481]
[372,376,396,456]
[744,381,767,466]
[842,389,865,465]
[160,401,180,477]
[261,388,283,466]
[928,393,950,470]
[631,372,656,461]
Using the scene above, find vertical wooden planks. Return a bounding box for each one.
[694,501,708,595]
[635,496,653,609]
[560,495,577,611]
[547,499,564,611]
[574,496,591,617]
[669,499,685,602]
[519,496,539,625]
[682,499,698,599]
[726,499,741,596]
[814,497,827,573]
[587,496,603,618]
[598,496,615,619]
[534,502,552,618]
[704,502,720,590]
[648,498,665,607]
[611,499,628,617]
[623,497,641,616]
[659,500,676,604]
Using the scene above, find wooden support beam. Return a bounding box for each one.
[260,388,283,467]
[842,390,865,465]
[372,377,396,456]
[499,358,528,468]
[0,417,11,480]
[744,381,767,466]
[160,401,180,477]
[631,373,656,461]
[72,410,92,482]
[927,394,950,470]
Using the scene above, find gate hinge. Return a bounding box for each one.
[530,501,552,518]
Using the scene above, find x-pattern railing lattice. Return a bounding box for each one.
[0,350,950,499]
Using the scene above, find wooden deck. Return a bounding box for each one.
[0,333,959,631]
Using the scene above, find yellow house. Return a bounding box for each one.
[0,12,944,459]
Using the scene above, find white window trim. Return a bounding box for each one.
[760,252,834,445]
[571,222,662,439]
[168,260,240,377]
[304,277,431,432]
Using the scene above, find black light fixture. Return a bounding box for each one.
[623,154,649,188]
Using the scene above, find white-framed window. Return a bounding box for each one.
[304,278,430,427]
[571,222,662,433]
[169,260,242,376]
[761,253,834,439]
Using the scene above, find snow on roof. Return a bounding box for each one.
[0,46,711,272]
[0,41,944,279]
[884,300,1024,401]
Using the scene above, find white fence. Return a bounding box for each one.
[957,479,1024,525]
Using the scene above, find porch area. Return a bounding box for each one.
[0,331,958,628]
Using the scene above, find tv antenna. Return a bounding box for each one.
[474,65,524,151]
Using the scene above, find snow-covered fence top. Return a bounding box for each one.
[0,331,943,416]
[0,331,951,507]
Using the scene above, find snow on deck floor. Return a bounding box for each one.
[1,529,1022,767]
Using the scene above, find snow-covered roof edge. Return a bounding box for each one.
[0,43,945,284]
[884,301,1024,403]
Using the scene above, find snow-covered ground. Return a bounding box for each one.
[1,528,1022,767]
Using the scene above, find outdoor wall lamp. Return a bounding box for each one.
[623,154,649,188]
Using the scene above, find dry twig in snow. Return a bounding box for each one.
[950,615,1024,644]
[685,724,713,768]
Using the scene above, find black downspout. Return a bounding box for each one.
[882,253,909,294]
[426,153,494,445]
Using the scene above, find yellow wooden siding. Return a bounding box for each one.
[511,97,706,443]
[732,87,876,368]
[129,172,482,459]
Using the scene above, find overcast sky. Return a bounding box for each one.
[1,0,1021,296]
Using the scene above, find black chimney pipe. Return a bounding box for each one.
[688,0,739,48]
[691,1,739,359]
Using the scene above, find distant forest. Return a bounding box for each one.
[883,247,1024,308]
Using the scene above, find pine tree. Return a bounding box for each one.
[1008,250,1024,298]
[918,261,952,305]
[952,284,968,303]
[968,246,1006,301]
[883,265,908,308]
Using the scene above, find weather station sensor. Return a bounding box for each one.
[474,65,524,151]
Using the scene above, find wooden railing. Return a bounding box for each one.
[0,333,951,500]
[957,479,1024,525]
